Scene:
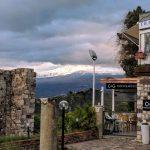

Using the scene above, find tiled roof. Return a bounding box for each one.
[117,24,139,45]
[139,12,150,22]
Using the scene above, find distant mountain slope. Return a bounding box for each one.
[36,72,124,98]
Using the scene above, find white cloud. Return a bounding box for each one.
[0,59,124,77]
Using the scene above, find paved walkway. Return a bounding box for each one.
[66,136,150,150]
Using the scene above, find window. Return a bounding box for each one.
[144,32,150,53]
[140,32,150,53]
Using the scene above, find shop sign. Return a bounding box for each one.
[143,99,150,111]
[106,83,137,89]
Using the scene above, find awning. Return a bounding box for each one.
[125,24,139,39]
[100,77,138,84]
[117,24,139,46]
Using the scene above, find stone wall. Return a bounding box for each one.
[0,130,98,149]
[0,139,39,149]
[137,76,150,141]
[0,68,36,136]
[57,130,98,144]
[0,70,12,135]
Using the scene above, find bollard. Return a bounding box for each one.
[141,123,150,144]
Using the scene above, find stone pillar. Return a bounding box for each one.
[137,77,150,142]
[95,104,104,138]
[112,89,115,112]
[40,98,57,150]
[9,68,36,136]
[0,68,36,136]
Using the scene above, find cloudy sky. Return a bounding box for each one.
[0,0,149,76]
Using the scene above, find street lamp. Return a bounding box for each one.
[59,100,69,150]
[26,122,30,139]
[89,50,97,107]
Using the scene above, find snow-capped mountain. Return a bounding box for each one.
[0,61,124,78]
[37,65,124,78]
[35,64,124,98]
[36,72,124,98]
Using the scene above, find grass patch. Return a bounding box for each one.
[0,135,28,143]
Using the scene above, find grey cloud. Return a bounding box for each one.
[0,19,118,65]
[0,0,91,32]
[0,0,149,67]
[0,0,149,32]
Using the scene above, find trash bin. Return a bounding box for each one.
[141,123,150,144]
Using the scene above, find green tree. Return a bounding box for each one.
[124,6,145,29]
[34,114,40,133]
[118,6,145,77]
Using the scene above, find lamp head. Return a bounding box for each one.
[89,50,97,61]
[59,100,69,110]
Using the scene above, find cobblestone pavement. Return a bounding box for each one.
[66,136,150,150]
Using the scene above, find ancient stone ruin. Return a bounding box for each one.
[0,68,36,136]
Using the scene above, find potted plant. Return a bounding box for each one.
[141,120,150,144]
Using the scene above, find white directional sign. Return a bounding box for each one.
[139,19,150,29]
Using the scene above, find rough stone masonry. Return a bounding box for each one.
[137,76,150,141]
[0,68,36,136]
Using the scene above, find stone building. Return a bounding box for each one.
[135,12,150,141]
[102,12,150,142]
[0,68,36,136]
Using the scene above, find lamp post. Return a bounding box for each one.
[26,123,30,139]
[59,100,69,150]
[89,50,97,107]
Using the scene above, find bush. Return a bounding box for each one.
[34,114,40,133]
[57,104,97,133]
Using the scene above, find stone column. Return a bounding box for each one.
[95,104,104,138]
[40,98,57,150]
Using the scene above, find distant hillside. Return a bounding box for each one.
[35,72,124,98]
[35,88,136,116]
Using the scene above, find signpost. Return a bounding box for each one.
[143,99,150,111]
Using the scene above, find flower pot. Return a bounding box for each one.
[141,124,150,144]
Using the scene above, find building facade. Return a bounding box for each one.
[139,12,150,64]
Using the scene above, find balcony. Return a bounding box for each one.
[134,64,150,76]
